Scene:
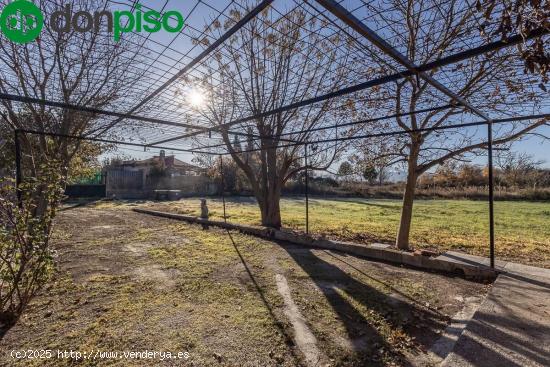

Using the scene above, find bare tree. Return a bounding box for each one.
[360,0,549,249]
[187,6,358,228]
[0,0,143,215]
[496,151,544,187]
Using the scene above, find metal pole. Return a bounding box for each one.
[487,122,495,268]
[305,144,309,235]
[210,113,549,156]
[15,128,219,155]
[220,155,227,223]
[14,129,22,208]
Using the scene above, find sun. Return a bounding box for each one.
[187,88,205,107]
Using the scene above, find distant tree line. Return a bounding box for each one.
[419,153,550,190]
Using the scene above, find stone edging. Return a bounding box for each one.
[132,208,497,280]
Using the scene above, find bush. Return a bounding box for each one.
[0,172,64,330]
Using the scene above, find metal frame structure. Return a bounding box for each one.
[98,0,276,135]
[147,28,548,147]
[4,1,550,268]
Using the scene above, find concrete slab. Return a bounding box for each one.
[503,262,550,281]
[428,296,484,363]
[436,251,509,271]
[369,243,392,249]
[438,252,550,367]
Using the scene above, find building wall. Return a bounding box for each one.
[147,175,209,191]
[105,168,216,199]
[106,169,147,199]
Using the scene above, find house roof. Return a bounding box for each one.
[122,155,203,171]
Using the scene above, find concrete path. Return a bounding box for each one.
[436,252,550,367]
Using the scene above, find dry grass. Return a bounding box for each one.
[146,197,550,267]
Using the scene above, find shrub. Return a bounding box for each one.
[0,169,64,330]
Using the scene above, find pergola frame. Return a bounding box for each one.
[5,0,549,269]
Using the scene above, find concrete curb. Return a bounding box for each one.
[133,208,497,280]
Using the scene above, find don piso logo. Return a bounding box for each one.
[0,0,184,44]
[0,0,43,43]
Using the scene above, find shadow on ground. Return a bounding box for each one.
[445,274,550,367]
[224,230,301,365]
[285,246,447,366]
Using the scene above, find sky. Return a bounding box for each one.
[509,133,549,167]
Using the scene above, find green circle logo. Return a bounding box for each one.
[0,0,44,44]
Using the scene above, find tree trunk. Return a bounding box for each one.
[260,194,282,228]
[259,182,282,228]
[259,140,283,228]
[396,141,420,250]
[396,171,417,250]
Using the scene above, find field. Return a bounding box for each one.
[146,197,550,268]
[0,205,489,366]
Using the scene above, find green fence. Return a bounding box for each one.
[71,172,105,185]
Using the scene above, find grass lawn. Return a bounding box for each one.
[0,205,488,366]
[146,197,550,267]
